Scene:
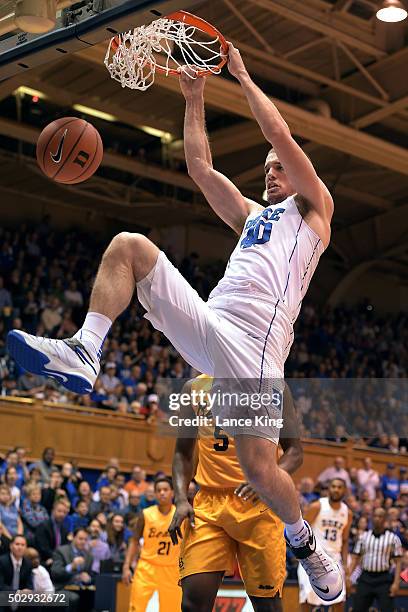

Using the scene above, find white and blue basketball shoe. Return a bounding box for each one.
[7,330,99,394]
[285,521,343,602]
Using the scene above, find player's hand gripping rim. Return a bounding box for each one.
[169,500,195,545]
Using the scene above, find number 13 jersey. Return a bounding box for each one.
[314,497,349,558]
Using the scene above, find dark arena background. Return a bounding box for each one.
[0,1,407,611]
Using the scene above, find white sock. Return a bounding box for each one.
[74,312,112,358]
[285,514,308,543]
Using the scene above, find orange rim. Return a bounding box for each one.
[110,10,228,76]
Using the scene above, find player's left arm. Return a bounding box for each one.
[169,380,198,545]
[227,43,333,246]
[342,509,353,574]
[278,383,303,475]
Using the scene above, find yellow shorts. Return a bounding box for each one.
[129,558,182,612]
[179,488,286,598]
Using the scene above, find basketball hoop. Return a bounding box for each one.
[104,10,229,91]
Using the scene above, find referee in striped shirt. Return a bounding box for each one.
[348,507,402,612]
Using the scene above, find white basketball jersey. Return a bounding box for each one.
[313,497,349,557]
[208,196,324,361]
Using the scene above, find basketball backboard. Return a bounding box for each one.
[0,0,201,80]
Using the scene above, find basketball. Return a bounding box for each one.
[36,117,103,184]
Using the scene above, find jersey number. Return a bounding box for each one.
[213,426,229,452]
[324,528,337,542]
[157,541,171,555]
[240,208,285,249]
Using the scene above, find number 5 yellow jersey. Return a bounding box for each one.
[139,505,180,567]
[192,375,245,489]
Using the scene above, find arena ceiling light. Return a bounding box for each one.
[14,85,47,99]
[72,104,116,123]
[376,0,407,22]
[139,125,174,143]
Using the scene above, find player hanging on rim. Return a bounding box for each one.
[298,478,352,611]
[169,374,303,612]
[7,43,342,601]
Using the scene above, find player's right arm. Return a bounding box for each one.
[169,380,197,545]
[122,511,145,586]
[180,69,263,235]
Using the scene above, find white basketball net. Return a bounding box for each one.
[104,16,225,91]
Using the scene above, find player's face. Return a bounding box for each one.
[329,480,345,502]
[264,154,295,205]
[155,482,173,505]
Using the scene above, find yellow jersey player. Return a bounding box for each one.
[169,375,302,612]
[123,477,182,612]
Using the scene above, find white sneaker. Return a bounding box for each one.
[7,330,99,394]
[285,521,343,602]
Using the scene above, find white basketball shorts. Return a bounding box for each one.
[136,252,287,443]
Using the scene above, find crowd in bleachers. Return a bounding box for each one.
[0,445,406,608]
[1,222,407,447]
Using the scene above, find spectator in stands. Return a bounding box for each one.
[25,466,42,491]
[0,276,12,311]
[124,466,148,496]
[73,481,92,509]
[25,547,54,593]
[0,451,26,489]
[0,535,33,598]
[317,456,351,489]
[16,371,45,399]
[51,527,95,612]
[4,467,21,510]
[0,486,23,539]
[60,463,79,505]
[139,483,157,510]
[35,500,70,566]
[100,363,121,393]
[30,447,55,485]
[94,514,108,543]
[381,463,400,502]
[357,457,380,501]
[298,476,319,507]
[106,514,127,563]
[89,486,113,519]
[14,448,29,486]
[399,467,408,496]
[63,281,83,309]
[121,492,141,524]
[87,519,110,573]
[41,469,64,515]
[95,465,118,491]
[67,501,90,534]
[114,473,129,510]
[41,296,62,334]
[20,485,48,546]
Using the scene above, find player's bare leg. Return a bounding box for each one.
[7,232,159,393]
[89,232,159,320]
[234,436,301,524]
[249,595,283,611]
[234,435,343,603]
[181,571,224,612]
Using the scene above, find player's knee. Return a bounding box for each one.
[104,232,145,262]
[244,458,277,492]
